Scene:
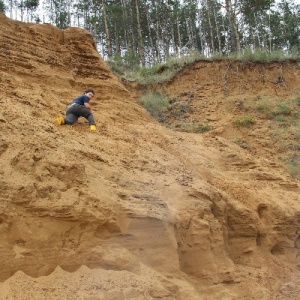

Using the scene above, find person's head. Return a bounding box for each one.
[85,89,95,99]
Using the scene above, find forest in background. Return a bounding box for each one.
[1,0,299,67]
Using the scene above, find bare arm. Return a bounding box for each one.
[84,102,91,110]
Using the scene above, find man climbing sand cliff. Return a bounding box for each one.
[55,89,96,131]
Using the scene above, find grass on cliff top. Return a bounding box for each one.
[107,48,299,85]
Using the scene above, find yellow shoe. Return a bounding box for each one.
[55,116,65,125]
[90,125,96,131]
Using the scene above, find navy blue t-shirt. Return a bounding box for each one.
[72,94,90,106]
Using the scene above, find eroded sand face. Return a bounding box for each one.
[0,13,300,300]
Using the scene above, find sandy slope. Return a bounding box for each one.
[1,13,300,299]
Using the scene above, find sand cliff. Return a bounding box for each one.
[1,13,300,299]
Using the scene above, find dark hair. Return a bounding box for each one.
[85,89,95,95]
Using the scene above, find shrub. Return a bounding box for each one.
[168,101,191,119]
[272,99,291,116]
[140,92,170,122]
[256,98,292,120]
[234,115,255,127]
[194,123,211,133]
[256,99,273,116]
[293,130,300,140]
[287,155,300,180]
[171,122,211,133]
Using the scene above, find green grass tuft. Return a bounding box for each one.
[140,92,170,122]
[287,155,300,180]
[234,115,255,127]
[171,122,211,133]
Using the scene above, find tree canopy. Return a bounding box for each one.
[3,0,300,66]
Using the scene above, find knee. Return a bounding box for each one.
[65,118,76,125]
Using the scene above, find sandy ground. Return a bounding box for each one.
[1,13,300,300]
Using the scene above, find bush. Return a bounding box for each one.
[234,115,255,127]
[287,155,300,180]
[171,122,211,133]
[256,99,273,116]
[272,99,291,116]
[256,98,292,119]
[194,123,211,133]
[140,92,170,122]
[168,101,190,119]
[293,130,300,140]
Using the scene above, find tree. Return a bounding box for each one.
[2,0,300,64]
[0,0,5,12]
[135,0,145,65]
[101,0,111,57]
[224,0,240,53]
[24,0,39,21]
[277,0,300,52]
[240,0,275,50]
[45,0,71,29]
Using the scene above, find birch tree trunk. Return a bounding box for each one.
[225,0,240,52]
[115,20,121,56]
[135,0,145,65]
[102,0,112,58]
[154,0,162,62]
[197,4,205,55]
[121,0,129,51]
[176,15,182,55]
[212,1,222,52]
[206,0,215,53]
[146,5,155,64]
